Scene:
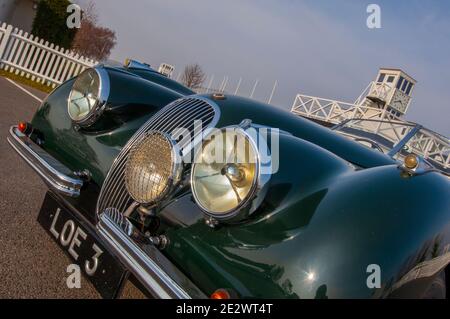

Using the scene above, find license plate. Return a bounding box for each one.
[37,193,128,298]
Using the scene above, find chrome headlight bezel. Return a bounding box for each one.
[190,124,272,223]
[124,131,183,205]
[67,66,110,127]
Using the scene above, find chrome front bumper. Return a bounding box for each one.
[8,125,206,299]
[97,210,207,299]
[7,126,83,197]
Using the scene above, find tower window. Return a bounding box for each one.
[378,73,386,83]
[405,82,414,95]
[387,76,395,83]
[401,79,409,92]
[397,76,405,89]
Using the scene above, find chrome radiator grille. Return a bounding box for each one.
[96,97,219,216]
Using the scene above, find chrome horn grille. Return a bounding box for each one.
[96,97,220,216]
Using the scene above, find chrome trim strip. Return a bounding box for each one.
[97,210,206,299]
[388,124,422,157]
[7,126,83,197]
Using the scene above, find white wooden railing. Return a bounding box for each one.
[354,81,393,105]
[291,93,399,124]
[291,93,450,171]
[0,22,96,88]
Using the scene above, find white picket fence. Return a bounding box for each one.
[0,22,96,88]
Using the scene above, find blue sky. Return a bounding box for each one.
[76,0,450,136]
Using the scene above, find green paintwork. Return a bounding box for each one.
[162,134,450,298]
[127,67,195,96]
[28,66,450,298]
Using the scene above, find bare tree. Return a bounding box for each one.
[181,64,206,89]
[71,2,116,61]
[81,1,98,24]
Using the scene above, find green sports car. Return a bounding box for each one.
[7,60,450,299]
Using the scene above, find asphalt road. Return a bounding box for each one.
[0,76,144,299]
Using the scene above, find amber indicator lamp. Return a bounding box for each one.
[404,154,419,170]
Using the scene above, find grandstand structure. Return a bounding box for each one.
[291,68,449,174]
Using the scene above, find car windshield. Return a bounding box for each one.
[332,118,450,175]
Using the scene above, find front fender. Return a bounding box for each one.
[163,137,450,298]
[30,67,183,186]
[278,166,450,298]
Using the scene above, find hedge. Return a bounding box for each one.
[31,0,77,49]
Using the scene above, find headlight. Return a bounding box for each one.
[68,67,110,127]
[125,131,182,204]
[191,126,270,222]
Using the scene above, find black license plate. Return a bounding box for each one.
[38,192,128,298]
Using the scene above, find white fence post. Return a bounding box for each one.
[0,22,97,87]
[0,24,13,66]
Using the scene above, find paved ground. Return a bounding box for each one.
[0,76,144,299]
